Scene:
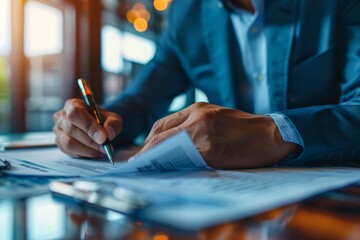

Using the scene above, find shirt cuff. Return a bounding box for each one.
[267,113,304,147]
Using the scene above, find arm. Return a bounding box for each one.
[134,1,360,168]
[53,4,191,158]
[279,2,360,165]
[135,102,301,169]
[103,6,190,145]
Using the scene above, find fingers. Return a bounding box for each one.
[64,99,107,144]
[53,98,124,159]
[137,108,189,156]
[54,110,105,157]
[138,103,207,157]
[145,107,189,144]
[101,111,123,141]
[54,126,104,159]
[137,127,181,156]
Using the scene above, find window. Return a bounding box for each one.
[122,32,155,64]
[101,25,124,73]
[3,0,168,133]
[0,0,11,56]
[101,25,156,73]
[24,1,63,57]
[0,201,13,240]
[27,195,65,239]
[101,24,156,102]
[0,0,11,133]
[24,1,66,131]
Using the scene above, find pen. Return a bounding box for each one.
[77,78,114,165]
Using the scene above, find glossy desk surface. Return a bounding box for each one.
[1,183,360,240]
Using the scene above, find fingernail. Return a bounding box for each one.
[108,127,116,140]
[93,131,102,144]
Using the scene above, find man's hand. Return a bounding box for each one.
[139,102,300,169]
[53,99,123,158]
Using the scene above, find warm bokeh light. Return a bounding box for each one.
[139,8,151,21]
[126,9,139,23]
[133,2,145,11]
[133,17,148,32]
[153,0,171,11]
[153,233,169,240]
[127,3,151,32]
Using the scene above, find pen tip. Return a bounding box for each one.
[103,145,114,165]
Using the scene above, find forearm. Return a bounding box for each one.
[278,103,360,165]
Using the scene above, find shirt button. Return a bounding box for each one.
[251,27,258,33]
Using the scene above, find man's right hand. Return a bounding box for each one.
[53,99,123,158]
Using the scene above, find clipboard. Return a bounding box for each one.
[49,180,151,214]
[49,167,360,231]
[0,132,56,151]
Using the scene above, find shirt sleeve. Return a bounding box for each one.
[267,113,304,147]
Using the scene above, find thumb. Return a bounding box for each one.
[102,111,123,140]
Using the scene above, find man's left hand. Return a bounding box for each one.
[138,102,300,169]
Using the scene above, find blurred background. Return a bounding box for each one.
[1,0,206,134]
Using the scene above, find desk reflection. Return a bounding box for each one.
[1,183,360,240]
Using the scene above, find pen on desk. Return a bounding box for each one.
[77,78,114,165]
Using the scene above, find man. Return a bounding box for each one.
[53,0,360,168]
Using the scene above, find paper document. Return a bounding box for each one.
[1,131,203,198]
[47,131,360,230]
[1,148,123,177]
[104,131,208,174]
[1,147,134,198]
[1,131,203,177]
[88,167,360,230]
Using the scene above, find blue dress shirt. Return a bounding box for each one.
[229,0,303,146]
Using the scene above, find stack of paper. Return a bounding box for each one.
[51,132,360,230]
[3,131,360,229]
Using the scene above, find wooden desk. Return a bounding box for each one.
[1,183,360,239]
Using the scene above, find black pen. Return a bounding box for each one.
[77,78,114,165]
